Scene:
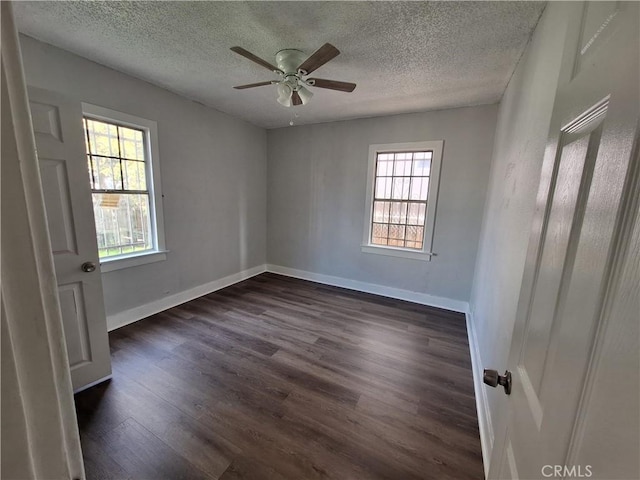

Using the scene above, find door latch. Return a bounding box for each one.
[483,369,512,395]
[81,262,96,273]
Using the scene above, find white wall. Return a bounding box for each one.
[467,2,568,461]
[267,106,497,304]
[19,35,267,321]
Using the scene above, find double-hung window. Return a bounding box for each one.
[362,141,443,261]
[82,104,166,271]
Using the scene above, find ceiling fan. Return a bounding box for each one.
[231,43,356,107]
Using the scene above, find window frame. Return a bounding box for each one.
[82,103,167,272]
[362,140,443,262]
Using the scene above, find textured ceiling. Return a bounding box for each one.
[14,1,545,129]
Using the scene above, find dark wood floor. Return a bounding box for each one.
[75,273,483,480]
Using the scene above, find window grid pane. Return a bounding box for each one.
[371,150,432,250]
[84,117,152,259]
[92,193,153,258]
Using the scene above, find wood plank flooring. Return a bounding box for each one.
[75,273,483,480]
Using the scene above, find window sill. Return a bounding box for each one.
[100,250,168,273]
[361,244,434,262]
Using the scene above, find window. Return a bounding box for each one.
[82,104,166,271]
[362,141,443,261]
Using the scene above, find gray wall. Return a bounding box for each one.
[267,106,497,303]
[20,35,267,318]
[468,2,568,458]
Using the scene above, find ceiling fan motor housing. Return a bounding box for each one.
[275,49,306,75]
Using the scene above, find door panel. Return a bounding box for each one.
[574,2,625,78]
[29,99,63,141]
[489,2,639,479]
[28,87,112,392]
[570,189,640,476]
[520,127,594,396]
[39,158,77,254]
[58,282,92,368]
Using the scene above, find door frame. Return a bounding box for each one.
[1,2,84,478]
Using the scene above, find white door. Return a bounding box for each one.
[489,2,639,479]
[28,87,112,392]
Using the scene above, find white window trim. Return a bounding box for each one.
[82,103,167,272]
[361,140,443,262]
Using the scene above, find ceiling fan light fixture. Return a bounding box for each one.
[277,94,292,107]
[297,85,313,105]
[277,82,293,107]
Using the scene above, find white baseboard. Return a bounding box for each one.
[107,262,467,331]
[106,264,267,331]
[465,307,493,478]
[266,264,468,313]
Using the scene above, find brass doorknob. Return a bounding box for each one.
[81,262,96,273]
[483,369,512,395]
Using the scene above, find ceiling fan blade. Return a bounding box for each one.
[292,91,303,106]
[298,43,340,75]
[308,78,356,92]
[230,46,282,73]
[233,81,274,90]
